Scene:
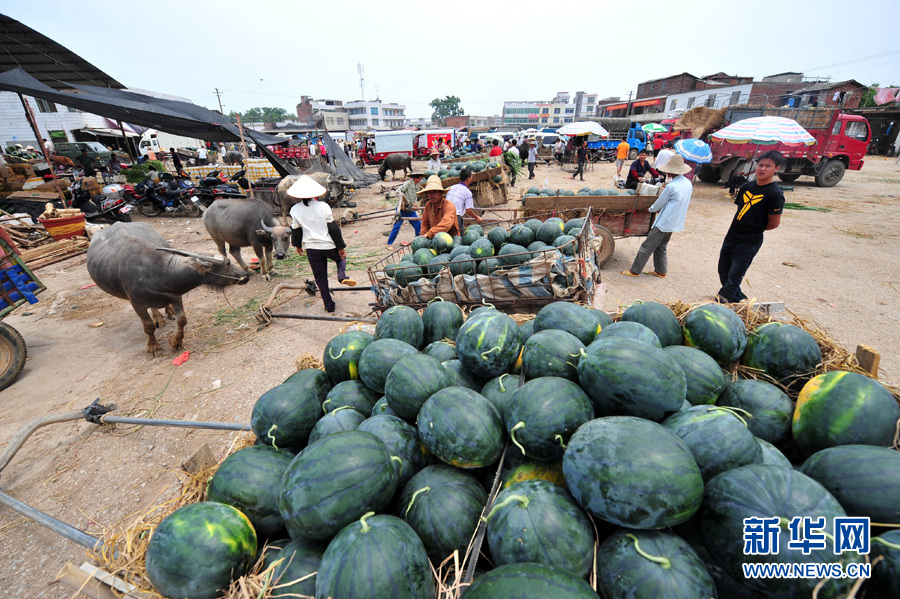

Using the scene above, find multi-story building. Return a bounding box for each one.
[295,96,349,132]
[345,100,407,130]
[444,115,502,128]
[502,91,598,128]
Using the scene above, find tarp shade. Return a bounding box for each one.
[321,132,379,186]
[0,68,287,145]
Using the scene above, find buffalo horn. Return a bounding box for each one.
[156,247,226,264]
[260,219,274,233]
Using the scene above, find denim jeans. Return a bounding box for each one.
[387,210,420,244]
[717,237,763,303]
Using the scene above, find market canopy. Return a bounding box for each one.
[0,68,287,146]
[557,121,609,137]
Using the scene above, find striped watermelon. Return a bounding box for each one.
[307,407,366,444]
[717,379,794,445]
[521,329,585,381]
[252,383,322,450]
[417,387,504,469]
[422,340,457,362]
[421,299,464,345]
[357,415,431,489]
[663,345,727,406]
[593,321,662,348]
[322,380,381,415]
[442,359,484,390]
[383,353,450,421]
[682,303,748,364]
[533,301,601,345]
[283,368,333,401]
[756,437,793,468]
[464,562,599,599]
[455,310,522,379]
[358,338,419,393]
[871,530,900,598]
[322,331,374,382]
[265,538,323,598]
[481,373,520,420]
[375,305,424,349]
[741,321,822,386]
[620,300,683,347]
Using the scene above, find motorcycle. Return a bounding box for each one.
[125,177,203,217]
[590,147,617,163]
[198,169,249,195]
[68,177,132,223]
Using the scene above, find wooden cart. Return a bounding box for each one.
[0,227,45,390]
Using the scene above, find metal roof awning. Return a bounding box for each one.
[73,127,140,138]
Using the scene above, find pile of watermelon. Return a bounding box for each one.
[143,299,900,599]
[524,186,638,198]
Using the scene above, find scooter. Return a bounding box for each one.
[127,177,202,217]
[68,178,132,223]
[198,169,249,195]
[591,147,617,163]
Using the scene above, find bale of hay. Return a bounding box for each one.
[674,106,727,139]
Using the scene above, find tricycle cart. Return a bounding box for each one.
[0,227,45,390]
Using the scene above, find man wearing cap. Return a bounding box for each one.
[620,154,694,279]
[287,175,356,313]
[526,139,538,179]
[387,171,425,247]
[427,148,442,174]
[418,175,460,239]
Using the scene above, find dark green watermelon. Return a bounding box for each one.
[476,256,501,275]
[464,224,484,237]
[563,416,703,529]
[499,451,566,490]
[662,406,763,481]
[358,415,431,489]
[145,502,257,599]
[283,367,333,400]
[449,253,477,276]
[412,247,437,267]
[533,301,602,345]
[683,303,748,364]
[497,243,530,266]
[464,562,599,599]
[266,538,323,598]
[308,407,366,444]
[756,437,793,468]
[462,228,483,246]
[486,480,594,577]
[384,353,450,421]
[741,321,822,386]
[417,387,504,469]
[455,310,522,379]
[358,338,418,393]
[399,464,487,563]
[518,319,535,343]
[422,340,456,362]
[663,345,727,406]
[469,237,495,259]
[371,397,400,417]
[505,377,594,461]
[527,241,548,252]
[620,300,682,347]
[700,465,863,599]
[409,235,432,253]
[427,253,451,275]
[316,513,433,599]
[391,261,426,287]
[431,232,454,253]
[487,226,509,250]
[524,218,544,234]
[799,445,900,523]
[552,234,577,256]
[442,359,484,390]
[577,338,686,421]
[589,308,614,330]
[508,224,535,247]
[322,380,381,415]
[593,320,662,348]
[448,245,471,260]
[481,373,520,420]
[278,431,398,540]
[375,305,424,349]
[521,329,585,381]
[596,529,716,599]
[871,530,900,598]
[206,446,292,540]
[717,379,794,444]
[537,220,566,244]
[252,383,322,449]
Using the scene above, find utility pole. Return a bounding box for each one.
[626,91,633,116]
[214,88,225,114]
[357,63,365,100]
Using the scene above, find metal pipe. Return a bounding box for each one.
[268,313,377,324]
[99,416,250,431]
[0,490,101,551]
[0,411,85,474]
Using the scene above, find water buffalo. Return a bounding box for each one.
[202,198,291,281]
[275,172,354,209]
[222,151,244,166]
[378,153,412,181]
[86,222,249,356]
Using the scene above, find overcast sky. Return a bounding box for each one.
[6,0,900,119]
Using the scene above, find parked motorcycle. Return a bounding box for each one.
[590,147,617,163]
[125,177,202,217]
[198,169,249,195]
[69,178,132,223]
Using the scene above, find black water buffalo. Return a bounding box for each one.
[275,172,354,209]
[378,153,412,181]
[222,150,244,165]
[86,222,249,356]
[202,198,291,281]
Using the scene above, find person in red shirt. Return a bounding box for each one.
[489,139,502,158]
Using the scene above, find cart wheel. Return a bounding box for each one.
[594,225,615,267]
[0,321,27,392]
[355,160,365,168]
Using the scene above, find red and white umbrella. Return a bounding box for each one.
[557,121,609,137]
[710,116,816,146]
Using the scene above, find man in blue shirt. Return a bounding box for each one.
[620,154,693,278]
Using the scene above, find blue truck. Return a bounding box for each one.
[584,119,653,159]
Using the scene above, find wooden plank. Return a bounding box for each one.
[856,344,880,378]
[522,195,657,212]
[181,443,217,474]
[55,563,121,599]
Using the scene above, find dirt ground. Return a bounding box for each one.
[1,155,897,597]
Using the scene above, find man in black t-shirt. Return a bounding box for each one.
[717,151,786,303]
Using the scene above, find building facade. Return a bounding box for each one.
[502,91,597,128]
[345,100,407,130]
[662,83,754,114]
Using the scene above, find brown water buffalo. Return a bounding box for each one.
[202,198,291,281]
[378,153,412,181]
[274,172,354,209]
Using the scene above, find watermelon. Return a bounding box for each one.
[252,383,322,449]
[577,338,686,421]
[358,338,418,393]
[486,480,594,577]
[464,562,600,599]
[487,227,509,250]
[524,218,543,233]
[620,300,682,347]
[308,407,366,444]
[700,464,863,599]
[409,236,431,253]
[279,431,397,540]
[145,502,257,599]
[682,303,747,364]
[537,220,566,244]
[871,530,900,598]
[596,529,716,599]
[563,416,703,528]
[371,397,399,417]
[742,321,822,386]
[792,370,900,454]
[506,378,593,462]
[521,329,585,381]
[431,232,454,253]
[662,405,763,481]
[206,446,292,540]
[417,387,504,468]
[283,367,333,400]
[508,224,535,247]
[564,217,586,235]
[553,234,577,256]
[422,300,463,345]
[589,308,614,329]
[465,224,483,238]
[717,379,794,444]
[497,243,530,266]
[323,330,375,383]
[316,513,433,599]
[357,415,431,488]
[500,451,566,490]
[452,235,462,245]
[799,445,900,523]
[266,538,323,598]
[375,305,424,349]
[663,346,727,406]
[533,301,602,346]
[449,253,476,276]
[455,310,522,379]
[448,245,471,259]
[322,380,381,415]
[442,359,484,390]
[481,373,520,419]
[518,319,534,342]
[384,353,450,421]
[399,464,487,563]
[462,228,482,246]
[756,437,793,468]
[593,320,662,348]
[469,237,495,259]
[476,257,501,275]
[422,340,456,362]
[527,241,547,252]
[426,252,450,275]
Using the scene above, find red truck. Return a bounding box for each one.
[651,118,680,151]
[696,107,870,188]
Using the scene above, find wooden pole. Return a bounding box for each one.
[117,120,134,165]
[235,114,254,198]
[17,94,66,204]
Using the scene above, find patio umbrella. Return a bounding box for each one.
[557,121,609,137]
[710,116,816,146]
[674,138,713,164]
[642,123,667,133]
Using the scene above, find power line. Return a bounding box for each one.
[801,49,900,72]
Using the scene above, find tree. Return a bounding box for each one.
[227,107,294,123]
[859,83,898,107]
[430,96,464,125]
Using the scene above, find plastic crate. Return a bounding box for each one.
[0,237,45,318]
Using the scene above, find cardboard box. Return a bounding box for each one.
[10,164,35,177]
[0,166,13,179]
[4,181,24,192]
[35,181,68,193]
[3,175,25,183]
[81,177,100,191]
